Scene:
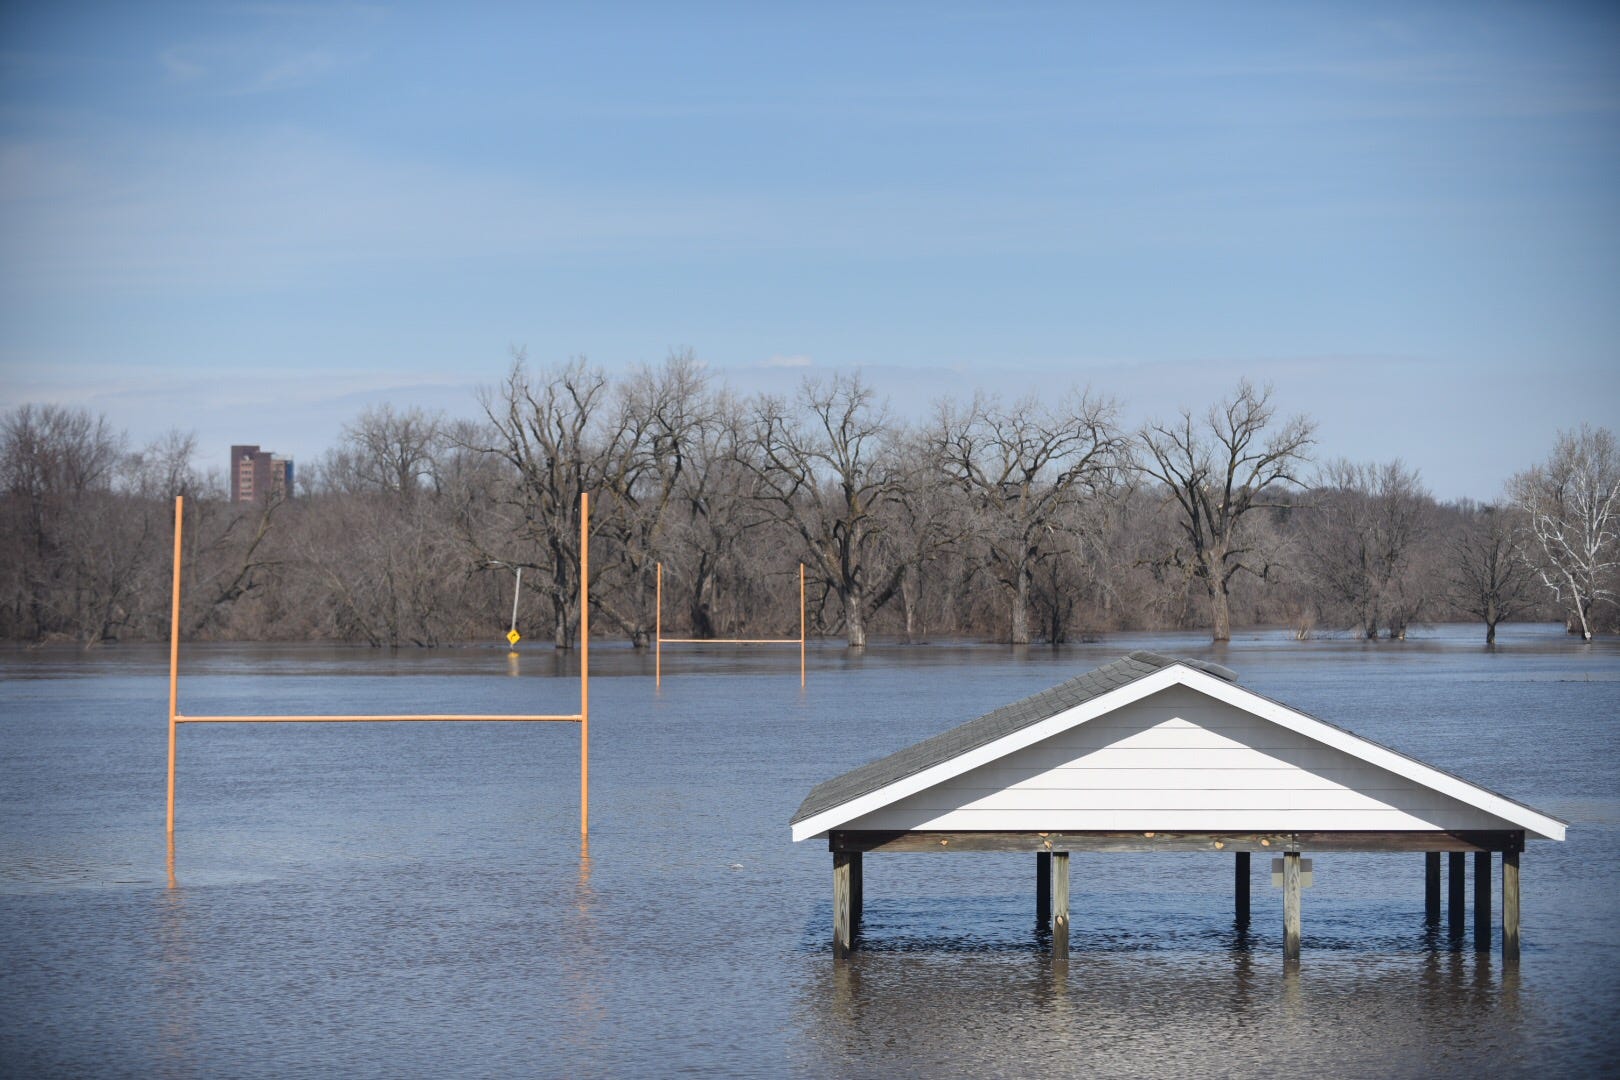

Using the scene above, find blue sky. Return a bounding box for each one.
[2,1,1616,499]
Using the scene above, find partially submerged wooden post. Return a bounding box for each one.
[1474,850,1492,950]
[1036,851,1051,928]
[1235,851,1251,923]
[792,652,1566,964]
[1282,851,1302,962]
[833,851,855,959]
[1052,851,1071,959]
[1503,849,1521,963]
[1425,851,1441,920]
[849,851,863,933]
[1448,852,1467,933]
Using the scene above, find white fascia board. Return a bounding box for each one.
[790,666,1190,842]
[1177,669,1567,842]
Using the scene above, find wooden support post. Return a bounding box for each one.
[1448,851,1466,933]
[1503,849,1520,964]
[1051,852,1070,959]
[1473,850,1492,951]
[1036,851,1051,928]
[850,851,863,933]
[833,851,854,959]
[1425,851,1441,919]
[1282,851,1302,963]
[1235,851,1250,922]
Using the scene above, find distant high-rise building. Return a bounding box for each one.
[230,445,294,503]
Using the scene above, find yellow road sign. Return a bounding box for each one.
[507,629,521,645]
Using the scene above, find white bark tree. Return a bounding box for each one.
[1511,424,1620,641]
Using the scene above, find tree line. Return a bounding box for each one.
[3,355,1616,648]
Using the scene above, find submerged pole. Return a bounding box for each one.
[1235,850,1251,923]
[509,567,523,640]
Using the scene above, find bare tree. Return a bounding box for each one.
[338,404,446,501]
[589,351,715,646]
[1511,424,1620,641]
[743,374,905,648]
[936,389,1127,643]
[1447,501,1535,645]
[1305,460,1433,639]
[1138,380,1314,642]
[0,405,127,641]
[297,405,470,647]
[664,388,772,639]
[875,429,968,643]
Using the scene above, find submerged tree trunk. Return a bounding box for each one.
[899,563,918,644]
[1209,586,1232,643]
[842,586,867,649]
[1010,562,1031,645]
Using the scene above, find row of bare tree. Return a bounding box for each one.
[3,358,1615,647]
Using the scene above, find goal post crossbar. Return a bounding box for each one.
[655,561,806,687]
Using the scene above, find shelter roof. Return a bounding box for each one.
[789,651,1567,843]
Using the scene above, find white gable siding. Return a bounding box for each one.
[840,685,1513,833]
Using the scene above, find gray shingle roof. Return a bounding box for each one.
[790,651,1229,826]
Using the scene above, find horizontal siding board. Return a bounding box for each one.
[1001,745,1369,771]
[896,787,1454,812]
[845,806,1507,832]
[972,767,1392,791]
[969,740,1395,774]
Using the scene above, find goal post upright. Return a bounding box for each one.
[579,491,589,842]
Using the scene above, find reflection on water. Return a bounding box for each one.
[800,945,1531,1077]
[156,881,195,1074]
[1,625,1617,1076]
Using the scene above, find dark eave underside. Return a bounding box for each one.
[828,829,1529,854]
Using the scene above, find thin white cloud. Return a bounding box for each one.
[159,48,207,82]
[239,49,346,94]
[759,354,812,369]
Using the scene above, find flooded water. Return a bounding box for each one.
[2,624,1618,1077]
